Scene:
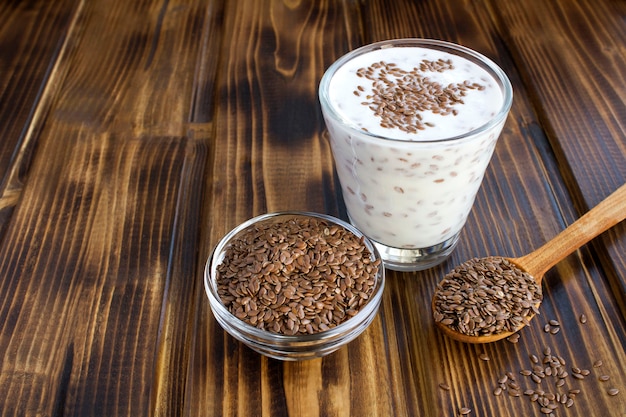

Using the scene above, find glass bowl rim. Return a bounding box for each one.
[204,211,386,343]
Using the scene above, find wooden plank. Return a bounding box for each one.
[0,0,83,235]
[188,0,367,416]
[0,0,211,415]
[194,0,350,226]
[490,0,626,285]
[491,0,626,193]
[0,133,188,415]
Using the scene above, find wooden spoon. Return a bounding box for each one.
[432,182,626,344]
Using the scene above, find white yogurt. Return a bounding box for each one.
[320,42,511,250]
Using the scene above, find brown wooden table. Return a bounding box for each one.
[1,0,625,415]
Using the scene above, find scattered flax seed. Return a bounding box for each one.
[593,360,603,368]
[458,407,472,415]
[508,389,521,397]
[479,353,490,361]
[439,382,451,391]
[579,313,588,324]
[490,345,622,415]
[506,333,521,343]
[543,319,562,335]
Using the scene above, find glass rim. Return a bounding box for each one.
[318,38,513,144]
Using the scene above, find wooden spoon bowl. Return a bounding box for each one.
[432,183,626,344]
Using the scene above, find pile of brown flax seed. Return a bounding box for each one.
[215,216,381,335]
[433,256,543,337]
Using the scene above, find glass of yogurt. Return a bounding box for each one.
[319,39,513,271]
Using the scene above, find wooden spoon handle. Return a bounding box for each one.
[515,183,626,279]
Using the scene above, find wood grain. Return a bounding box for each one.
[0,0,624,416]
[0,0,83,235]
[492,0,626,315]
[0,0,209,415]
[190,0,626,416]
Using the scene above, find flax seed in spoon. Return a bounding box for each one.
[432,183,626,344]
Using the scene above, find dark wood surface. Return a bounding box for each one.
[1,0,624,415]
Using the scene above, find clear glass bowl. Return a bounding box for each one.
[204,211,385,361]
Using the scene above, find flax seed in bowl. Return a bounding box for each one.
[204,212,385,361]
